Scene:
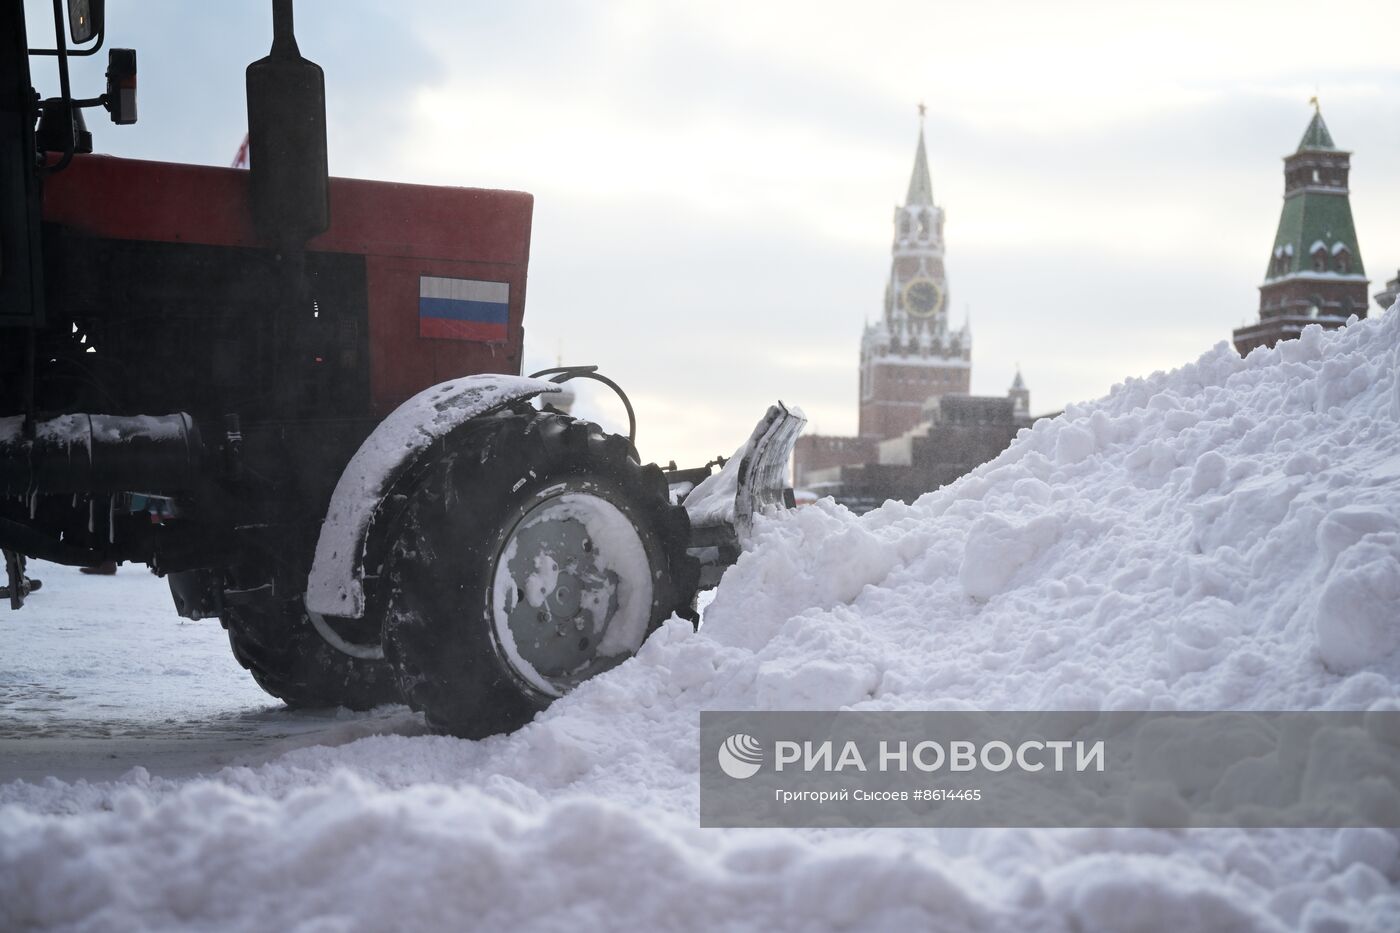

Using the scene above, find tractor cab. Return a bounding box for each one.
[2,0,132,332]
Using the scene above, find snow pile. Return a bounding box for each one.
[4,309,1400,932]
[702,310,1400,713]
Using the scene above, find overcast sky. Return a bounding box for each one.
[29,0,1400,467]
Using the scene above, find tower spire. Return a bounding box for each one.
[905,104,934,206]
[1008,364,1030,416]
[1298,97,1335,151]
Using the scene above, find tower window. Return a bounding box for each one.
[1312,169,1320,183]
[1333,244,1351,274]
[1313,253,1326,272]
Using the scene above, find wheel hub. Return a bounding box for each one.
[490,491,653,696]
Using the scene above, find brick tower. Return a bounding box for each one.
[858,111,971,440]
[1234,104,1369,356]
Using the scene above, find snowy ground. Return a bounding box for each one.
[0,562,419,784]
[3,307,1400,932]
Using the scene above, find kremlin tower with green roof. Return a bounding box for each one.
[1233,104,1369,356]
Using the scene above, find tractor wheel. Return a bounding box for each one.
[383,410,697,738]
[222,599,401,710]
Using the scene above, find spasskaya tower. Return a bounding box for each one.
[858,109,971,440]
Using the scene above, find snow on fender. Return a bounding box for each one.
[306,375,560,618]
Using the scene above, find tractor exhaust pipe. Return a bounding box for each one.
[246,0,329,246]
[0,413,201,496]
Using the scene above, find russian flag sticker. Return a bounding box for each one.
[418,276,510,342]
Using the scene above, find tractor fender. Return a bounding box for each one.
[306,374,560,619]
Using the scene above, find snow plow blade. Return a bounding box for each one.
[681,402,806,586]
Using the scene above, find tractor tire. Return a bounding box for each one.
[222,599,401,710]
[383,410,697,738]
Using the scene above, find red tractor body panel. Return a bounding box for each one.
[41,154,532,416]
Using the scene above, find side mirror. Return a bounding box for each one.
[66,0,104,45]
[105,48,137,124]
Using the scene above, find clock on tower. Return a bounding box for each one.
[903,278,943,318]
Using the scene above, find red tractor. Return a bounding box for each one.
[1,0,803,736]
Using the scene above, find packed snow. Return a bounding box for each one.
[3,307,1400,932]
